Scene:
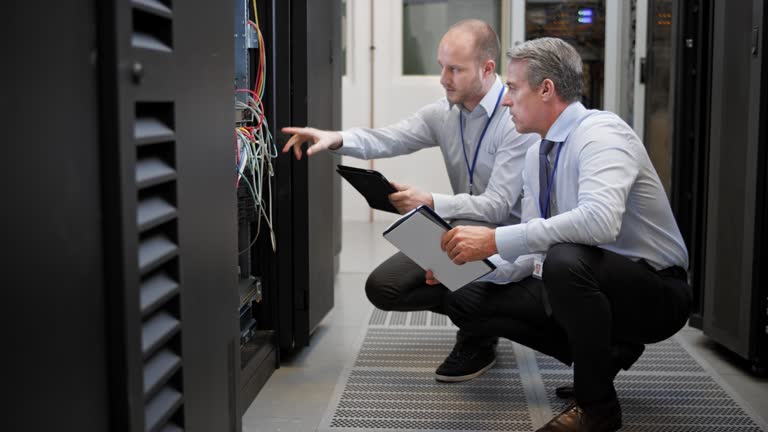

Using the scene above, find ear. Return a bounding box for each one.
[481,59,496,77]
[539,78,556,101]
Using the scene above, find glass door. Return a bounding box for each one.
[643,0,674,194]
[524,0,607,109]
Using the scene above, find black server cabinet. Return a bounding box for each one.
[698,0,768,370]
[4,0,239,431]
[305,0,344,336]
[3,1,111,431]
[99,0,239,430]
[233,0,279,418]
[258,0,342,352]
[671,0,713,329]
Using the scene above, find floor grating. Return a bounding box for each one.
[318,309,768,431]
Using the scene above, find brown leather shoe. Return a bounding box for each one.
[536,402,622,432]
[555,343,645,400]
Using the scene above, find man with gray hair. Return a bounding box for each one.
[282,20,538,383]
[432,37,691,431]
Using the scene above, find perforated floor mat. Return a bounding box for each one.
[318,309,767,431]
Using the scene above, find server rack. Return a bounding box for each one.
[252,0,342,355]
[673,0,768,371]
[99,0,239,430]
[671,0,713,330]
[235,0,342,417]
[5,0,238,431]
[233,0,280,419]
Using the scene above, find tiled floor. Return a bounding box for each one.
[243,221,768,432]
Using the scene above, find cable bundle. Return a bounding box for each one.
[235,2,276,254]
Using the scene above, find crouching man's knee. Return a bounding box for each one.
[365,273,401,311]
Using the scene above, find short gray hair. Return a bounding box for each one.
[506,38,583,103]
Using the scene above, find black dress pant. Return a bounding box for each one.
[365,251,497,349]
[445,243,691,406]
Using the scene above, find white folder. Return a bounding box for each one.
[382,205,496,291]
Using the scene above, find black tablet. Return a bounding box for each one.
[336,165,400,214]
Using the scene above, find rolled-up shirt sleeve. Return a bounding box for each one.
[477,254,536,284]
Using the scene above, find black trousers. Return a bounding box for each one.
[365,251,497,348]
[445,243,692,406]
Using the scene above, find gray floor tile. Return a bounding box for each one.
[333,273,370,308]
[244,368,341,419]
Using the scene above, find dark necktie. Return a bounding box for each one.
[538,139,557,218]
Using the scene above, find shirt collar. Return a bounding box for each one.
[545,101,588,143]
[448,75,504,117]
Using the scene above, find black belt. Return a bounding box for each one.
[656,265,688,280]
[640,259,688,280]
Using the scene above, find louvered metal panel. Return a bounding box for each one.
[136,157,176,188]
[132,0,172,19]
[132,34,172,52]
[145,387,183,432]
[142,311,180,357]
[96,0,235,429]
[138,233,178,274]
[144,349,182,398]
[138,196,177,232]
[135,118,175,143]
[140,272,179,316]
[132,6,173,53]
[129,2,185,429]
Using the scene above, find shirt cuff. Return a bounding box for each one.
[477,254,535,284]
[333,131,358,157]
[432,193,455,218]
[477,255,505,283]
[495,223,529,262]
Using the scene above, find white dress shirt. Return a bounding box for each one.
[484,102,689,283]
[335,77,538,225]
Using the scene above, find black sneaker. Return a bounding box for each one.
[435,344,496,382]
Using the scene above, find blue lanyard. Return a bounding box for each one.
[459,86,505,195]
[540,142,564,218]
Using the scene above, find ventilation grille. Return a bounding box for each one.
[367,310,455,328]
[327,329,532,431]
[131,0,173,52]
[317,309,768,431]
[135,102,183,431]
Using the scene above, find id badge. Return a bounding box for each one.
[533,254,546,279]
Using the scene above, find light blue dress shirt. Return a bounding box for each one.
[335,77,539,225]
[484,102,689,283]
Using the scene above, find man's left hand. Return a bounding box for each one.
[389,182,434,214]
[441,226,497,265]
